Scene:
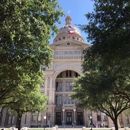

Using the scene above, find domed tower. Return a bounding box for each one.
[45,15,90,126]
[53,15,84,43]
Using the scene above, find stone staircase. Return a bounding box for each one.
[57,125,84,128]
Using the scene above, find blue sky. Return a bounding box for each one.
[50,0,94,44]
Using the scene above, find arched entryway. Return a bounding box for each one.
[54,69,83,125]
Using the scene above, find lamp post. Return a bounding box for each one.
[44,116,46,130]
[62,109,65,125]
[47,112,51,127]
[73,109,76,125]
[90,116,93,130]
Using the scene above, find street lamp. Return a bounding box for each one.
[90,116,93,130]
[47,112,51,127]
[73,109,76,125]
[44,116,46,130]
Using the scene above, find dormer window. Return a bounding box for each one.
[67,43,70,45]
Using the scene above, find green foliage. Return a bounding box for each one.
[7,86,48,115]
[73,1,130,129]
[72,55,130,110]
[6,83,48,130]
[0,0,64,105]
[72,56,130,130]
[82,0,130,63]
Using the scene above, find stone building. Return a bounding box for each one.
[1,15,130,128]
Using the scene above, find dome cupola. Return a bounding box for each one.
[53,15,84,43]
[65,15,72,25]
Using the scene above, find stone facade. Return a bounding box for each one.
[1,15,130,128]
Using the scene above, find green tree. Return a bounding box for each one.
[80,0,130,105]
[0,0,64,105]
[72,56,130,130]
[72,0,130,129]
[82,0,130,63]
[5,84,47,130]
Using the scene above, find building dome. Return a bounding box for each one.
[53,15,84,43]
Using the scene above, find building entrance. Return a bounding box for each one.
[56,112,61,125]
[77,112,83,125]
[66,112,72,125]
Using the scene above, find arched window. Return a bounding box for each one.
[32,113,36,122]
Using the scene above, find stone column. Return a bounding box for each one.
[49,77,52,103]
[45,77,48,95]
[62,109,65,124]
[73,109,76,124]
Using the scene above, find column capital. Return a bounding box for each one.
[62,109,65,112]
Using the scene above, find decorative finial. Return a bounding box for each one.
[68,10,71,16]
[65,11,72,25]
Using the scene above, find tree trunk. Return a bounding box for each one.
[113,117,119,130]
[17,115,22,130]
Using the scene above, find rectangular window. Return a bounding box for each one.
[59,95,62,105]
[56,95,62,105]
[32,113,36,122]
[66,95,69,104]
[79,51,83,54]
[69,51,73,55]
[56,82,58,91]
[97,111,101,121]
[97,115,101,121]
[69,82,72,91]
[66,82,69,91]
[66,95,73,104]
[56,95,58,105]
[59,51,63,55]
[74,51,78,55]
[58,82,62,91]
[64,51,68,55]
